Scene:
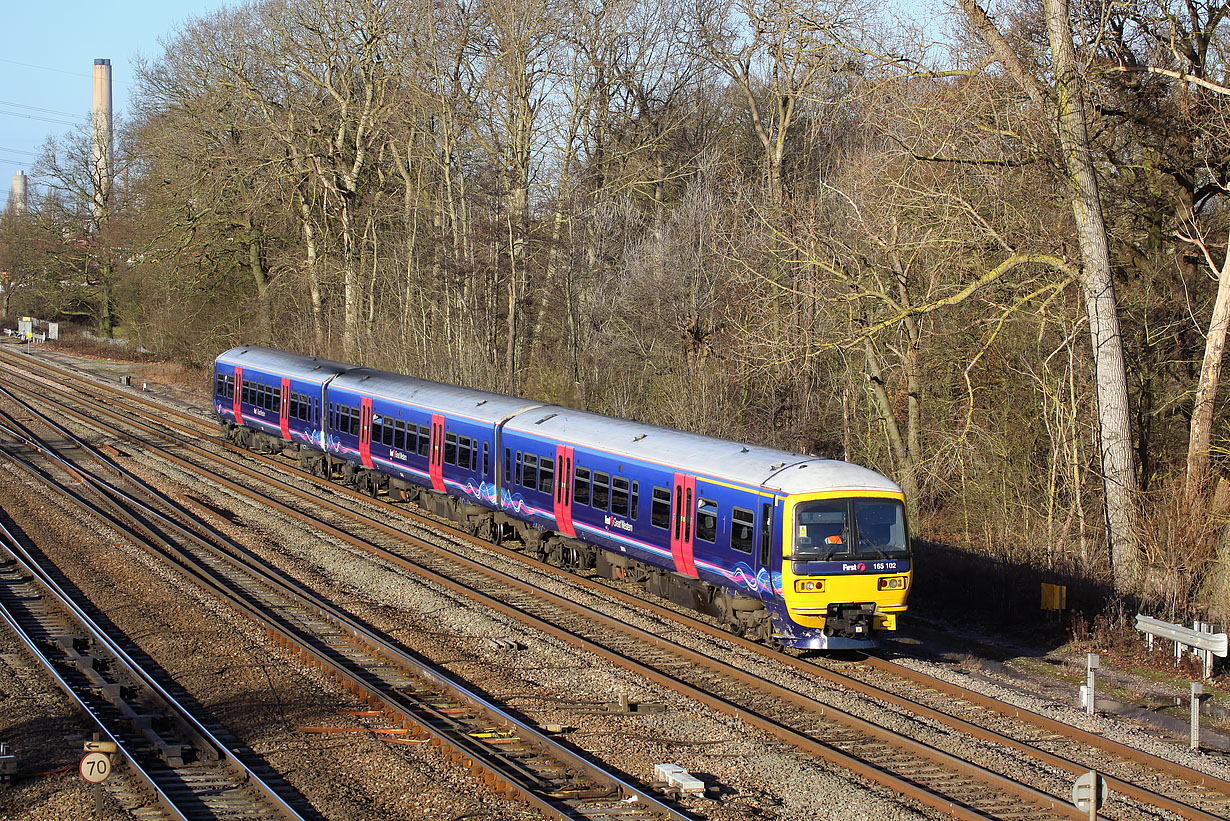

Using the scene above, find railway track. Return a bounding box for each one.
[0,384,688,821]
[2,348,1228,820]
[0,481,307,820]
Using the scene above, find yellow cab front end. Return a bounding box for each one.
[780,490,912,644]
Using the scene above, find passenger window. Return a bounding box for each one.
[731,507,754,553]
[459,436,472,471]
[350,408,360,437]
[593,472,610,511]
[418,425,430,457]
[392,421,404,450]
[651,487,670,529]
[524,453,538,489]
[539,457,554,494]
[445,432,457,465]
[611,477,629,517]
[696,498,717,543]
[574,467,590,506]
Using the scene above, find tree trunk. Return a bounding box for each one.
[1185,230,1230,501]
[341,194,360,360]
[863,337,920,511]
[1045,0,1140,586]
[958,0,1140,586]
[297,191,325,352]
[245,230,270,343]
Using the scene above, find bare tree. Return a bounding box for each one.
[957,0,1141,589]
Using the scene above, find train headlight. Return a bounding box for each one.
[877,576,907,591]
[794,580,825,593]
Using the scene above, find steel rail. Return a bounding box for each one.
[0,390,689,821]
[4,353,1225,819]
[0,371,1088,819]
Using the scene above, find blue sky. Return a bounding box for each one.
[1,0,947,207]
[1,1,219,205]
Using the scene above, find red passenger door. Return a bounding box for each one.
[358,397,373,468]
[232,367,243,423]
[670,473,698,578]
[279,377,291,440]
[553,444,575,538]
[429,413,445,492]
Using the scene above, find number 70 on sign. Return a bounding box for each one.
[79,751,112,783]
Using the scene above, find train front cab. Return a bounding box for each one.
[779,490,911,648]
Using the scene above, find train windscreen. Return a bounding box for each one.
[793,499,909,560]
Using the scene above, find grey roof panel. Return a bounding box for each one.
[504,407,902,495]
[216,346,350,384]
[331,368,543,424]
[216,346,902,496]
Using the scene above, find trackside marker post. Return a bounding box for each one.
[1072,771,1108,820]
[1085,653,1098,715]
[1192,681,1203,750]
[80,741,114,820]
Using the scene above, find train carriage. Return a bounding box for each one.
[214,347,348,459]
[213,346,912,650]
[323,368,540,513]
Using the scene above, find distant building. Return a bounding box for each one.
[8,171,28,214]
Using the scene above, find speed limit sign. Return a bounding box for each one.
[79,751,112,783]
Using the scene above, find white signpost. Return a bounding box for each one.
[1072,771,1109,820]
[79,739,116,819]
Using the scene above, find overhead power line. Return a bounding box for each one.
[0,99,79,118]
[0,108,78,127]
[0,57,91,78]
[0,57,131,88]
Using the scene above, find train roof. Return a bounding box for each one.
[216,346,351,384]
[503,406,902,496]
[330,368,543,424]
[216,346,902,496]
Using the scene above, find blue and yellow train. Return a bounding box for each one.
[214,346,912,649]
